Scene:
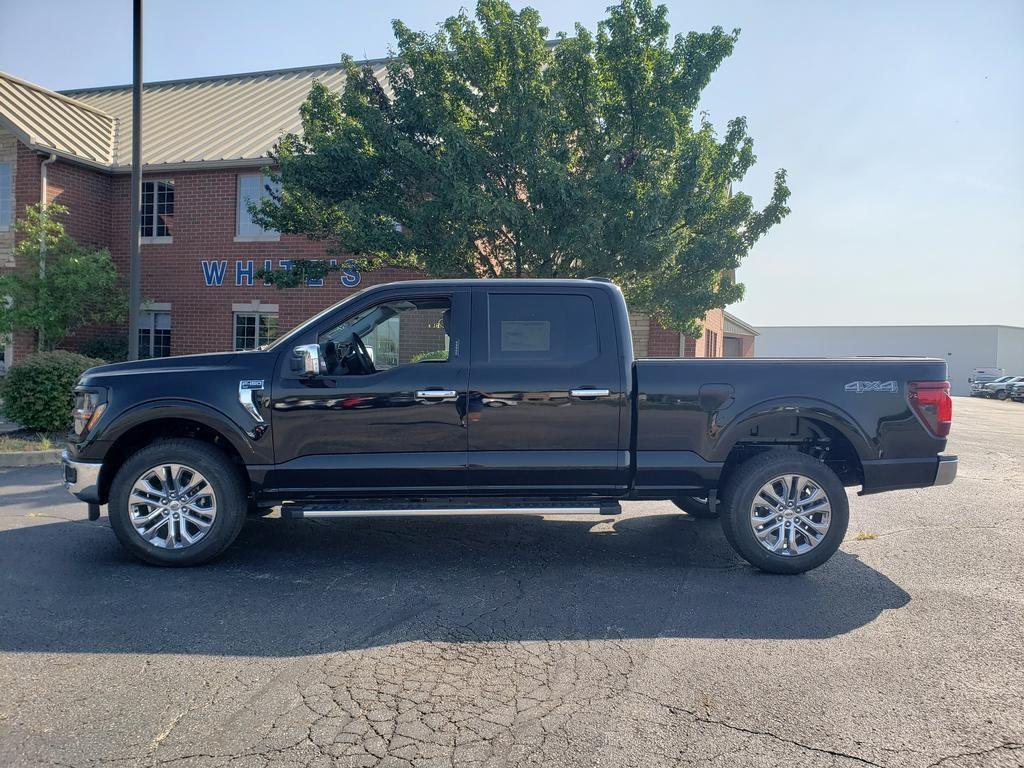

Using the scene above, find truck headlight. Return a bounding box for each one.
[73,390,106,437]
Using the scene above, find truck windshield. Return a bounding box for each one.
[263,286,371,351]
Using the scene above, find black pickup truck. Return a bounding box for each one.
[62,279,957,573]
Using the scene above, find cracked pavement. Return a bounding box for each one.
[0,397,1021,767]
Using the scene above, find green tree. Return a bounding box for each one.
[0,204,126,351]
[256,0,789,335]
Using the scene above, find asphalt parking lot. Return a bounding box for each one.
[0,396,1021,768]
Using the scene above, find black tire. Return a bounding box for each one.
[995,390,1008,400]
[671,496,719,518]
[719,451,849,575]
[108,439,247,566]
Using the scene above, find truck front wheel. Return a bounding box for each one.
[108,439,247,566]
[670,496,718,518]
[719,451,849,575]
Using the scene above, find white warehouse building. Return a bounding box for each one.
[755,325,1024,396]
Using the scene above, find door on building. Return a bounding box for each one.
[268,290,470,495]
[466,285,628,493]
[723,335,743,358]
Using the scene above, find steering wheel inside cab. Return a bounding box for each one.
[339,332,374,375]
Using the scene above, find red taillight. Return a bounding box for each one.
[907,381,952,438]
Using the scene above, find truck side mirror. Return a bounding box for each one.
[291,344,324,377]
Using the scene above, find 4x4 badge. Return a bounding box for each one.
[845,380,898,394]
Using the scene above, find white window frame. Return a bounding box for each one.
[140,180,174,243]
[138,303,172,359]
[235,173,280,242]
[233,301,279,350]
[0,162,12,232]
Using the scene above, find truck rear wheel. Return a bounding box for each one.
[670,496,718,518]
[719,451,849,575]
[108,439,247,566]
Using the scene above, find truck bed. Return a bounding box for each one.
[632,357,949,494]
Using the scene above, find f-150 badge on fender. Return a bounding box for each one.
[845,380,898,393]
[238,379,266,423]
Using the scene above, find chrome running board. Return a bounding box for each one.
[281,501,621,519]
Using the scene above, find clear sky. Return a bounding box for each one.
[2,0,1022,327]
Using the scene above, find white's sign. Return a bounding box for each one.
[201,259,361,288]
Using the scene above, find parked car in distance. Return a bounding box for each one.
[979,375,1024,400]
[968,367,1004,387]
[61,278,957,574]
[1008,382,1024,403]
[971,375,1014,397]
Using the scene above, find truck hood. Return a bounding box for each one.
[78,351,259,385]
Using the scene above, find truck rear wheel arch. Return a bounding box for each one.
[98,417,250,505]
[718,414,866,489]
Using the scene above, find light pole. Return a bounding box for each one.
[127,0,143,360]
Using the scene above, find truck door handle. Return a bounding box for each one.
[416,390,457,399]
[569,388,611,398]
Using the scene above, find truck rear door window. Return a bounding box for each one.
[487,293,598,363]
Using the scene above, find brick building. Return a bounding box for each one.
[0,64,747,368]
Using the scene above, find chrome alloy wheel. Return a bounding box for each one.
[749,474,832,556]
[128,464,218,549]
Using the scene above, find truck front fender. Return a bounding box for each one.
[81,398,271,466]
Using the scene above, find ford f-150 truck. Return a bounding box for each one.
[61,279,957,573]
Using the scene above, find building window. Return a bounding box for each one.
[0,162,11,230]
[234,312,278,350]
[141,180,174,240]
[236,173,279,240]
[704,330,719,358]
[138,311,172,358]
[0,334,11,374]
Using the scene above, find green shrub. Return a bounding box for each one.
[410,349,448,363]
[1,351,104,431]
[80,335,129,362]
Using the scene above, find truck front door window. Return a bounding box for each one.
[319,297,452,375]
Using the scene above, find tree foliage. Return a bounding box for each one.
[256,0,790,335]
[258,258,343,289]
[0,204,126,351]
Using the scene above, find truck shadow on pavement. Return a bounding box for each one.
[0,511,910,655]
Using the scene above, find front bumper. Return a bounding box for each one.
[60,450,103,504]
[934,455,958,486]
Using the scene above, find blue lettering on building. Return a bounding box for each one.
[199,258,361,288]
[235,259,255,286]
[341,259,361,287]
[306,258,330,288]
[201,260,228,286]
